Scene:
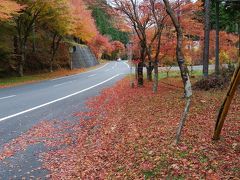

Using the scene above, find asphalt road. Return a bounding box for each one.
[0,61,130,178]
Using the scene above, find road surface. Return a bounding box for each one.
[0,61,129,178]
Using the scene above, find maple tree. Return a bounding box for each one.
[71,0,98,43]
[113,0,152,86]
[143,0,168,92]
[111,40,125,59]
[88,33,112,60]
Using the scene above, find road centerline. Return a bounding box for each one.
[53,81,73,87]
[51,63,109,81]
[0,74,120,122]
[88,74,97,78]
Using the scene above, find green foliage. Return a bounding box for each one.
[91,7,129,44]
[210,0,240,33]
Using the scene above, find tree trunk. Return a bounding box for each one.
[50,53,54,72]
[135,64,138,80]
[215,1,220,75]
[50,33,62,72]
[163,0,192,97]
[238,23,240,57]
[138,42,146,86]
[213,57,240,140]
[18,41,26,77]
[203,0,210,77]
[18,58,24,77]
[32,21,36,52]
[146,62,153,81]
[153,60,158,93]
[50,34,56,72]
[137,62,144,86]
[163,0,192,144]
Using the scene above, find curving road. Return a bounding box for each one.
[0,61,129,178]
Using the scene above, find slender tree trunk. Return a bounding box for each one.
[135,64,138,80]
[137,62,144,86]
[18,40,26,77]
[163,1,192,96]
[215,1,220,75]
[166,67,172,78]
[213,59,240,140]
[163,0,192,144]
[153,60,158,93]
[238,23,240,57]
[138,43,146,86]
[13,36,19,73]
[203,0,210,77]
[32,21,36,52]
[50,33,62,72]
[50,53,55,72]
[50,34,56,72]
[146,62,153,81]
[18,52,25,77]
[174,98,191,144]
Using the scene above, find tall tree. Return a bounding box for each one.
[91,6,129,45]
[203,0,210,77]
[147,0,168,92]
[42,0,73,72]
[71,0,98,43]
[113,0,152,86]
[13,0,58,76]
[163,0,192,144]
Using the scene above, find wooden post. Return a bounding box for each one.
[213,59,240,140]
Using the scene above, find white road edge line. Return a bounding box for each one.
[88,74,96,78]
[0,95,16,100]
[53,81,73,87]
[51,63,109,81]
[123,61,130,69]
[0,74,120,122]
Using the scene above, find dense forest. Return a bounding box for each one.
[0,0,128,77]
[0,0,239,79]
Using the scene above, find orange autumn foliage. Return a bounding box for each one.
[70,0,98,42]
[0,0,22,21]
[88,34,112,59]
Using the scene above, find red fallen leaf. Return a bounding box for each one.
[140,162,154,171]
[206,171,221,180]
[0,78,239,179]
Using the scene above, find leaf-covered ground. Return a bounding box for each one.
[0,78,239,179]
